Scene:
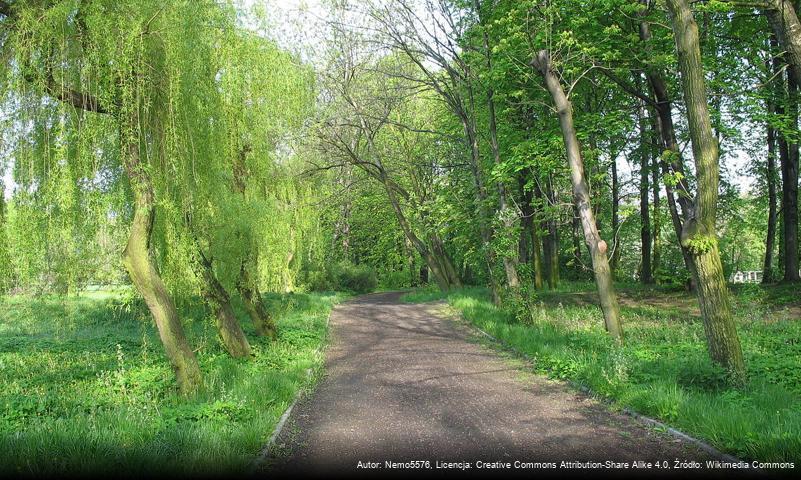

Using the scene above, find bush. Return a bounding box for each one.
[331,262,377,294]
[304,269,333,292]
[379,270,411,290]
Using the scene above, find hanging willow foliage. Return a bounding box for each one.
[1,0,324,390]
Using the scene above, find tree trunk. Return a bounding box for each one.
[461,115,503,304]
[650,110,662,279]
[382,178,456,292]
[532,50,623,341]
[766,0,801,88]
[611,152,621,274]
[666,0,746,381]
[639,6,698,290]
[639,98,653,284]
[238,257,277,340]
[783,58,801,282]
[196,248,251,358]
[764,53,778,284]
[571,203,584,277]
[518,175,532,266]
[535,184,555,289]
[431,234,462,289]
[547,177,560,287]
[520,174,544,289]
[120,122,202,395]
[475,0,521,292]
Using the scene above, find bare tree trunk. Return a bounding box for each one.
[666,0,746,381]
[196,248,251,358]
[532,50,623,341]
[431,233,462,289]
[120,121,202,395]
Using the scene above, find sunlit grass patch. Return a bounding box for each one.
[0,291,344,475]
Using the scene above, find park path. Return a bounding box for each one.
[266,292,718,475]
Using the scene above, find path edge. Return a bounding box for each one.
[249,299,337,471]
[437,300,746,465]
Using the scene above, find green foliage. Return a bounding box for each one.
[404,283,801,462]
[330,262,378,294]
[0,290,344,475]
[684,234,717,255]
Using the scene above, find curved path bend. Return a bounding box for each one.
[266,292,721,476]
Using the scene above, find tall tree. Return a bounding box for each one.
[639,96,653,284]
[665,0,746,381]
[532,50,623,341]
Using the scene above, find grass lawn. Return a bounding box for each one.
[0,289,344,476]
[403,282,801,462]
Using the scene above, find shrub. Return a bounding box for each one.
[379,270,411,290]
[304,269,333,292]
[331,262,377,294]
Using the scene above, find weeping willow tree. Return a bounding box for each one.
[214,27,315,336]
[0,0,316,393]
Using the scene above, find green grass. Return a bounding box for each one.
[0,289,345,476]
[403,283,801,462]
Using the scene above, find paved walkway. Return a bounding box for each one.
[266,292,720,476]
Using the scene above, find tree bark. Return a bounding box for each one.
[782,56,801,282]
[610,153,621,274]
[238,256,277,339]
[639,5,699,290]
[639,98,653,284]
[547,177,560,287]
[532,50,623,341]
[764,48,779,283]
[196,248,251,358]
[766,0,801,88]
[666,0,746,381]
[431,233,463,289]
[382,176,456,292]
[520,173,544,289]
[120,119,203,395]
[650,108,662,279]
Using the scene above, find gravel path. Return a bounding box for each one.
[264,292,731,477]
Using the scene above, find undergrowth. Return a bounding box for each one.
[0,290,344,476]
